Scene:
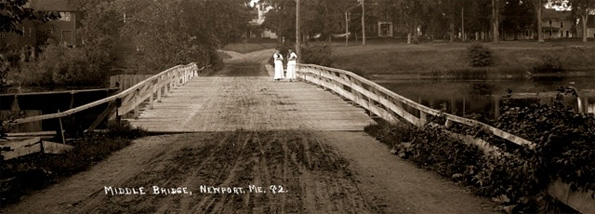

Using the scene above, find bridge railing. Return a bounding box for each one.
[297,63,594,214]
[6,62,203,132]
[296,64,535,150]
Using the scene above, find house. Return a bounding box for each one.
[0,0,79,49]
[580,15,595,38]
[541,9,574,39]
[30,0,79,47]
[247,2,278,39]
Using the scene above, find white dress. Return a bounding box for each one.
[273,53,284,80]
[286,52,297,80]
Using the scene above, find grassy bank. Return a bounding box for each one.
[330,41,595,78]
[0,122,146,207]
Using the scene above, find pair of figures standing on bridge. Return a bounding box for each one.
[273,49,298,82]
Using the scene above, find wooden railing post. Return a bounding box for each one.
[149,84,155,109]
[133,89,140,119]
[115,98,122,124]
[157,83,162,103]
[419,111,427,127]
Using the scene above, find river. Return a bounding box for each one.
[373,74,595,121]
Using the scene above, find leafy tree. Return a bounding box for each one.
[565,0,595,42]
[262,0,353,43]
[0,0,58,34]
[501,0,535,40]
[121,0,251,73]
[467,0,492,40]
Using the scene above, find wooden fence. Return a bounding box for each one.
[296,63,594,214]
[110,74,153,91]
[7,62,202,132]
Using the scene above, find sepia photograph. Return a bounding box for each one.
[1,0,594,213]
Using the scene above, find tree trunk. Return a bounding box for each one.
[449,17,455,42]
[537,0,544,43]
[582,14,588,43]
[492,0,499,43]
[407,32,412,44]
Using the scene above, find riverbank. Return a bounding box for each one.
[331,41,595,78]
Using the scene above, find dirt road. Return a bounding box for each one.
[2,50,498,214]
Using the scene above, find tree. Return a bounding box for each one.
[532,0,545,42]
[501,0,535,40]
[0,0,58,34]
[492,0,501,43]
[566,0,595,42]
[467,0,491,40]
[121,0,251,73]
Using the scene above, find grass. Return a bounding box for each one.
[328,40,595,78]
[222,38,277,53]
[0,121,146,207]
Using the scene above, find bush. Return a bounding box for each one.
[9,44,108,86]
[533,53,563,73]
[365,90,593,213]
[467,43,493,67]
[301,44,334,67]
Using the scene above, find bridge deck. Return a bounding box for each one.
[127,76,375,132]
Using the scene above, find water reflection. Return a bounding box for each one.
[377,75,595,122]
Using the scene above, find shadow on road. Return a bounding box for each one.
[210,62,268,77]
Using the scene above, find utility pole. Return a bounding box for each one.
[361,0,366,45]
[345,11,349,46]
[296,0,300,62]
[461,7,465,42]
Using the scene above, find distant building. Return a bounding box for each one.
[541,9,574,39]
[0,0,79,49]
[248,2,278,39]
[581,15,595,38]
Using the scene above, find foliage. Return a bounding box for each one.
[467,43,493,67]
[121,0,251,74]
[262,0,354,42]
[501,0,535,40]
[365,89,593,213]
[10,43,107,86]
[0,121,145,207]
[533,53,564,73]
[300,44,334,66]
[0,0,58,34]
[494,88,594,191]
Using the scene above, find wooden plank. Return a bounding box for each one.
[1,110,42,132]
[1,138,42,160]
[42,141,74,155]
[87,101,117,132]
[548,180,595,214]
[298,64,535,149]
[11,63,199,125]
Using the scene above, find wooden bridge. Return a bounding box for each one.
[3,54,593,213]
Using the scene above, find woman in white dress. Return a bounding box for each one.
[273,50,284,81]
[286,49,298,82]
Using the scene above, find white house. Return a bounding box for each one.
[248,2,278,39]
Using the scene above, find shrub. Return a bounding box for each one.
[9,44,108,86]
[467,43,493,67]
[533,53,563,73]
[365,90,593,213]
[105,120,147,139]
[301,44,334,67]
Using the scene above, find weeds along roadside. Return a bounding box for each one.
[0,121,146,208]
[364,91,593,214]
